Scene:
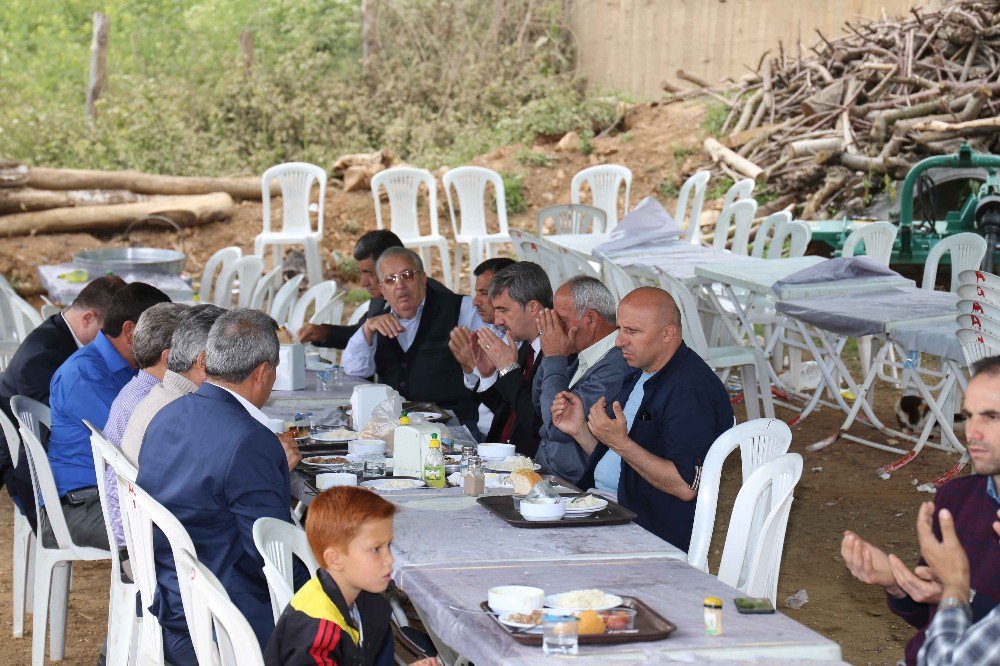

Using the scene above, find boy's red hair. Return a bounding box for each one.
[306,487,397,563]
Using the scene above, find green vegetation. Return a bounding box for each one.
[579,129,594,156]
[500,172,527,213]
[671,143,696,161]
[705,176,735,200]
[1,0,619,175]
[515,147,555,167]
[701,100,730,138]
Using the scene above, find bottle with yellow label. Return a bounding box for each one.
[399,412,410,425]
[423,433,446,488]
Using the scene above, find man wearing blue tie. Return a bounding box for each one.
[137,308,302,665]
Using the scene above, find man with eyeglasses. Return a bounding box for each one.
[342,247,483,432]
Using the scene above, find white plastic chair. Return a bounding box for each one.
[254,162,326,286]
[309,292,346,326]
[288,280,338,332]
[176,551,265,666]
[716,453,803,605]
[600,257,638,302]
[15,400,111,666]
[268,274,306,326]
[535,204,607,236]
[557,246,599,281]
[751,212,790,258]
[721,178,755,212]
[712,199,759,254]
[87,423,140,666]
[658,272,775,420]
[347,300,371,326]
[0,288,43,342]
[214,255,265,308]
[115,465,200,665]
[198,246,242,305]
[570,165,632,231]
[1,408,32,639]
[442,167,511,289]
[688,419,792,573]
[767,219,812,259]
[1,340,19,371]
[956,327,1000,367]
[371,167,454,290]
[252,518,319,622]
[509,228,534,262]
[840,221,897,266]
[678,171,711,245]
[249,265,284,312]
[957,282,1000,308]
[922,233,988,292]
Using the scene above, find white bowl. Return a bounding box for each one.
[478,443,516,459]
[487,585,545,614]
[316,472,358,489]
[348,439,387,456]
[518,499,566,521]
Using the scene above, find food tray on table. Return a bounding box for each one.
[476,494,636,528]
[479,597,676,645]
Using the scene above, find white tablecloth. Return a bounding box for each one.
[38,263,195,305]
[694,257,826,295]
[776,288,958,337]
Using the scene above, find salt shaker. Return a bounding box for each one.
[463,456,486,496]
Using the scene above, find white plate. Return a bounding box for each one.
[310,430,358,443]
[408,410,443,420]
[497,613,544,630]
[360,478,426,490]
[302,456,352,467]
[483,463,542,473]
[543,591,623,612]
[563,497,609,514]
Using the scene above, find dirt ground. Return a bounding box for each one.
[0,101,968,664]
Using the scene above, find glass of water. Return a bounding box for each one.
[542,615,579,655]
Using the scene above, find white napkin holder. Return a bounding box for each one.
[350,384,399,431]
[393,423,442,479]
[273,343,305,391]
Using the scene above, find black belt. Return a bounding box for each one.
[61,485,99,506]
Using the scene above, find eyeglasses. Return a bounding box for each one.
[380,269,422,286]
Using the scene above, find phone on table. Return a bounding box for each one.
[734,597,775,614]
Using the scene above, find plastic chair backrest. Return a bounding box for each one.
[957,313,1000,338]
[0,408,21,467]
[600,257,638,301]
[768,220,812,259]
[688,419,792,572]
[261,162,326,237]
[524,240,568,290]
[252,517,320,621]
[656,271,711,359]
[535,204,607,236]
[214,255,265,308]
[957,298,1000,327]
[840,221,897,266]
[957,282,1000,308]
[509,228,538,261]
[371,167,440,241]
[289,280,338,331]
[750,212,785,258]
[268,274,306,325]
[570,165,632,231]
[0,288,43,341]
[198,247,242,304]
[442,166,508,239]
[956,327,1000,367]
[922,233,988,292]
[713,199,759,254]
[0,340,18,372]
[717,452,803,604]
[678,171,711,244]
[309,292,345,326]
[250,265,283,312]
[16,403,77,551]
[10,395,49,441]
[721,178,755,211]
[957,268,1000,291]
[347,300,371,326]
[558,246,598,280]
[176,550,265,666]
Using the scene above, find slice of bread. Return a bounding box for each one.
[510,468,543,495]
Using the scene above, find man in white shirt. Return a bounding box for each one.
[342,247,483,431]
[533,276,629,482]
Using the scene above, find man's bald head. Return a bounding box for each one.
[615,286,684,373]
[620,287,681,328]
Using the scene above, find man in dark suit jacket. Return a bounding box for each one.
[0,275,125,528]
[297,229,448,349]
[137,308,303,665]
[472,262,553,457]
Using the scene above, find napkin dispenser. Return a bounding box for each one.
[350,383,399,431]
[392,423,440,479]
[272,343,306,391]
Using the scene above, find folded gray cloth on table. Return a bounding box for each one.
[772,256,903,296]
[595,196,680,254]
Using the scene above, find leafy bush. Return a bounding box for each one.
[516,147,555,167]
[500,172,527,214]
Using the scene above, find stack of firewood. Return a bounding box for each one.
[672,0,1000,218]
[0,160,278,237]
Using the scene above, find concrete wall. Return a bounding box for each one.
[568,0,939,99]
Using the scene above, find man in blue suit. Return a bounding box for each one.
[137,308,302,665]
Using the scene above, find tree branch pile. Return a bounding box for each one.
[673,0,1000,218]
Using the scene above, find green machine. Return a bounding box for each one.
[810,144,1000,275]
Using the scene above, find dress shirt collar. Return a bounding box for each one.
[62,312,84,349]
[576,331,618,369]
[162,369,198,395]
[93,330,133,375]
[988,475,1000,507]
[133,369,161,390]
[529,335,541,355]
[206,381,270,427]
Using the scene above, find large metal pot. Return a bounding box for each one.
[73,247,186,276]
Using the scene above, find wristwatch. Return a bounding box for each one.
[499,362,521,377]
[938,597,972,619]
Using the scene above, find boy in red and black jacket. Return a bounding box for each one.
[265,487,434,666]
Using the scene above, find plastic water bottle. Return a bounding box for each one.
[423,434,446,489]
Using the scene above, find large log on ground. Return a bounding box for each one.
[703,138,764,180]
[0,188,147,214]
[0,193,233,236]
[24,168,277,200]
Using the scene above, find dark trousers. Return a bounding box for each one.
[40,491,110,550]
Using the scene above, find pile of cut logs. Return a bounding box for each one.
[671,0,1000,218]
[0,160,278,237]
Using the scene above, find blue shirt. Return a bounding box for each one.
[988,476,999,507]
[48,331,136,496]
[594,371,654,493]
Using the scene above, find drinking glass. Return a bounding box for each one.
[541,616,579,655]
